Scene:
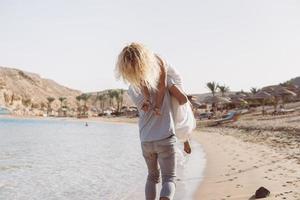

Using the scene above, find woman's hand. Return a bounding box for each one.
[141,100,151,112]
[153,107,162,116]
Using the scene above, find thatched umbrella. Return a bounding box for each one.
[250,91,273,115]
[230,97,248,106]
[272,86,297,109]
[203,96,231,113]
[203,96,231,104]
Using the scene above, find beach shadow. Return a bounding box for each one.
[248,195,255,200]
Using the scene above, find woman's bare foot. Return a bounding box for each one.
[184,140,191,154]
[160,197,169,200]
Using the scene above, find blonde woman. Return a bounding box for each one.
[116,43,195,152]
[115,43,195,200]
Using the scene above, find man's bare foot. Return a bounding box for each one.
[184,140,191,154]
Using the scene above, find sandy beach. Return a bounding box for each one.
[194,109,300,199]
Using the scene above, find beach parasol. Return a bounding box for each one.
[250,91,273,115]
[202,96,231,114]
[203,96,231,104]
[272,86,297,110]
[230,97,248,105]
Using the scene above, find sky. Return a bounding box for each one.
[0,0,299,94]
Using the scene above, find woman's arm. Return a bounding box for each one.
[141,85,151,112]
[154,61,167,115]
[169,85,188,105]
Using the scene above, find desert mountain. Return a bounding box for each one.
[0,66,81,114]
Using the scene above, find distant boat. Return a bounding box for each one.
[0,107,11,115]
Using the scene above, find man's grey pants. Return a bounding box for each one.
[141,136,177,200]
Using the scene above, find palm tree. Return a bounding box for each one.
[80,94,90,116]
[47,97,55,115]
[118,89,124,110]
[107,90,115,107]
[250,87,259,95]
[76,95,82,104]
[22,98,32,107]
[58,97,66,109]
[206,82,218,96]
[217,85,230,97]
[76,95,82,116]
[40,102,47,111]
[58,97,67,117]
[10,93,15,105]
[97,93,107,112]
[114,89,124,112]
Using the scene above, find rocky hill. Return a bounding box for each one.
[290,76,300,87]
[0,66,81,115]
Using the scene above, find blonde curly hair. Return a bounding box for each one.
[115,43,160,91]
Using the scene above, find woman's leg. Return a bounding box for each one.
[155,137,177,200]
[142,142,160,200]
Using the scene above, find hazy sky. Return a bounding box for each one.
[0,0,299,93]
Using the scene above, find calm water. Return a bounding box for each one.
[0,117,205,200]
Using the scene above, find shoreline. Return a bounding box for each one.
[194,127,300,199]
[0,114,139,125]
